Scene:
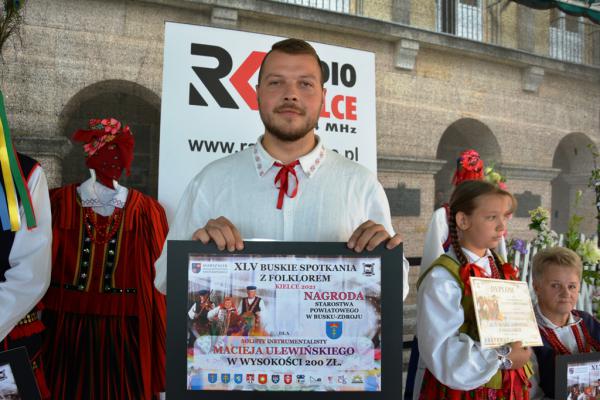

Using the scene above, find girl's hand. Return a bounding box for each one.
[507,341,532,370]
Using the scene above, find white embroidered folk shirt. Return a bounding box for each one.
[154,136,409,299]
[77,176,129,216]
[0,166,52,341]
[416,247,503,392]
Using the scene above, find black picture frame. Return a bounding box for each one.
[0,346,41,400]
[166,240,403,399]
[555,352,600,399]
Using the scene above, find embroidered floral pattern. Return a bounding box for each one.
[253,139,326,178]
[82,118,132,157]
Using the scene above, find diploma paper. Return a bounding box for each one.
[470,277,543,349]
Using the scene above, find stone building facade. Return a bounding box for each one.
[1,0,599,260]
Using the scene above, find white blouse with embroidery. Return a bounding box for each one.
[154,136,409,299]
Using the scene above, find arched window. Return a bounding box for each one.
[551,133,597,235]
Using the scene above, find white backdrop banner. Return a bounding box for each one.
[159,23,377,221]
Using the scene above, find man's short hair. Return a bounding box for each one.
[257,38,325,86]
[532,246,582,282]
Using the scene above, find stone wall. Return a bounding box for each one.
[1,0,598,257]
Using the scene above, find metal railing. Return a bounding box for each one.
[435,0,508,44]
[549,16,600,65]
[275,0,363,15]
[273,0,600,67]
[435,1,600,66]
[436,0,480,42]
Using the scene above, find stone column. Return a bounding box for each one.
[517,4,536,53]
[591,26,600,66]
[391,0,411,25]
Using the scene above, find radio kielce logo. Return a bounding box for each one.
[188,44,360,124]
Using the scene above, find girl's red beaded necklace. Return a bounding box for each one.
[486,256,501,279]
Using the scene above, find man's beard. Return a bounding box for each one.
[259,104,321,142]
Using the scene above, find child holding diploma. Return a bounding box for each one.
[416,180,533,399]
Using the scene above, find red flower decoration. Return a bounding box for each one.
[72,117,135,180]
[460,149,483,173]
[452,149,485,186]
[74,118,133,158]
[101,118,121,134]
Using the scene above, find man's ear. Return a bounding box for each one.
[455,211,470,231]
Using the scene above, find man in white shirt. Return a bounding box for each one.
[0,152,52,398]
[155,38,408,299]
[0,155,51,342]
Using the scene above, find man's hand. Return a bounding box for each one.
[347,220,403,252]
[192,216,244,251]
[507,341,532,370]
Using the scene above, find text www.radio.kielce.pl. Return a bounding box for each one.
[188,139,254,154]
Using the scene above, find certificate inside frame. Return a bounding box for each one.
[555,352,600,399]
[167,241,403,399]
[0,346,41,400]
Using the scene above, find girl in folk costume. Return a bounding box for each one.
[405,151,509,400]
[416,180,533,400]
[0,92,52,398]
[41,118,167,399]
[528,247,600,400]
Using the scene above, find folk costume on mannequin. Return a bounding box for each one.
[0,92,52,399]
[41,118,168,400]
